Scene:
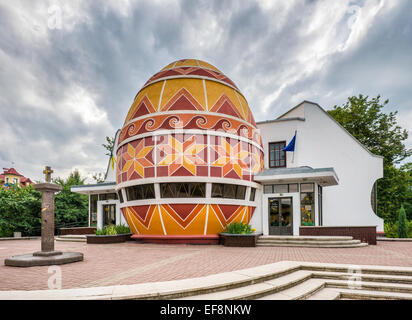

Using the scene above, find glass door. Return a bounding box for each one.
[103,204,116,226]
[269,197,293,235]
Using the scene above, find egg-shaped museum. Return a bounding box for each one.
[72,58,383,244]
[114,59,264,242]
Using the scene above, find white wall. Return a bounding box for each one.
[249,188,263,233]
[257,102,384,232]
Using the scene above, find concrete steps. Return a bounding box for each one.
[257,279,325,300]
[337,288,412,300]
[177,270,312,300]
[55,235,87,242]
[173,262,412,301]
[3,261,412,300]
[256,235,368,248]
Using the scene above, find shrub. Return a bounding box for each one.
[397,205,409,238]
[384,208,412,238]
[224,222,255,234]
[95,224,130,235]
[384,222,397,238]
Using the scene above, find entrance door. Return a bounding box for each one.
[103,204,116,226]
[269,197,293,235]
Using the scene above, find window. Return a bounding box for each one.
[99,193,118,200]
[300,183,315,226]
[264,185,273,194]
[273,184,288,193]
[90,194,98,225]
[224,184,236,198]
[13,178,18,185]
[249,188,256,201]
[211,184,247,200]
[289,184,299,193]
[126,184,155,201]
[118,190,124,203]
[160,183,206,198]
[269,142,286,168]
[318,185,323,226]
[371,182,377,214]
[300,183,314,192]
[235,185,246,200]
[263,184,299,194]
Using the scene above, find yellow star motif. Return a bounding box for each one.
[158,135,206,175]
[212,139,249,178]
[122,140,153,178]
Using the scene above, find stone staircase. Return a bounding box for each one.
[257,235,368,248]
[174,262,412,300]
[55,235,87,242]
[2,261,412,300]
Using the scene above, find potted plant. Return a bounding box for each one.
[86,224,132,244]
[219,222,260,247]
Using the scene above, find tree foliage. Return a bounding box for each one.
[0,170,89,237]
[0,185,41,237]
[102,136,115,156]
[92,135,115,183]
[328,94,412,223]
[397,205,409,238]
[53,169,89,227]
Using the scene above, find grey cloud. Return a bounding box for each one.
[0,0,410,182]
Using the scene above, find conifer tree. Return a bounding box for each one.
[397,205,409,238]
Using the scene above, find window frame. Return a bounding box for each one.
[268,141,286,168]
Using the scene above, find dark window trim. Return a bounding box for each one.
[268,141,286,168]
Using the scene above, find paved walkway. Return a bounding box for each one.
[1,239,412,291]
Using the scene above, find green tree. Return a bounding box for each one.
[92,136,115,183]
[328,94,412,223]
[53,169,89,228]
[0,185,41,237]
[102,136,115,156]
[397,205,408,238]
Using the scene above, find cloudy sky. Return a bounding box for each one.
[0,0,411,182]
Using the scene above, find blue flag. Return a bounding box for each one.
[283,133,296,152]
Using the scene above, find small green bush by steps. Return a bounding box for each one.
[224,222,255,234]
[95,224,131,235]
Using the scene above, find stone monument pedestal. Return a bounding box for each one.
[5,169,84,267]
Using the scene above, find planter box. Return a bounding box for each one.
[60,227,96,235]
[299,226,377,245]
[86,233,132,244]
[219,233,260,247]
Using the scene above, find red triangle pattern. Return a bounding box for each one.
[131,96,156,120]
[162,88,204,112]
[210,95,243,120]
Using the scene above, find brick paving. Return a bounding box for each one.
[0,239,412,291]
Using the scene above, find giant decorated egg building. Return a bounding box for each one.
[116,59,263,242]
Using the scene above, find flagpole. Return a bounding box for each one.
[292,130,297,164]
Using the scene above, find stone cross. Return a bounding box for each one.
[43,166,53,183]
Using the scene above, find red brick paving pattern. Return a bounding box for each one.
[0,240,412,291]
